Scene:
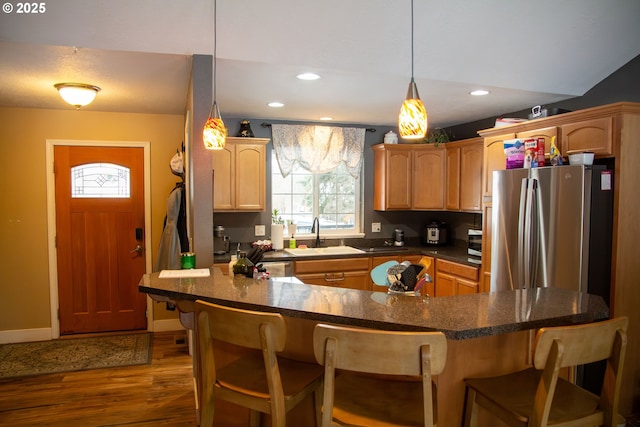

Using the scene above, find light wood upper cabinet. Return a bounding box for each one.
[373,143,445,211]
[482,133,515,200]
[445,146,460,210]
[446,138,483,212]
[373,145,412,210]
[561,116,613,156]
[412,146,446,210]
[213,137,269,212]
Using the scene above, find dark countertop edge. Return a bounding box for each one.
[214,243,480,268]
[139,284,608,341]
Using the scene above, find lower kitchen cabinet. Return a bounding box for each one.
[295,271,369,290]
[294,257,370,290]
[435,259,479,296]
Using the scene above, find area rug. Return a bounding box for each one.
[0,333,152,379]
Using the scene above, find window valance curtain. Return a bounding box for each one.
[271,124,365,178]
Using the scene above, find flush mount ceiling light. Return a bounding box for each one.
[296,72,320,81]
[54,83,101,109]
[202,0,227,150]
[398,0,428,140]
[470,89,490,96]
[268,101,285,108]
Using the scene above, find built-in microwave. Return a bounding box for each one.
[467,229,482,257]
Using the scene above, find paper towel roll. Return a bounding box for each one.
[271,224,284,250]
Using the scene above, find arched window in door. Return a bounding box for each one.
[71,163,130,198]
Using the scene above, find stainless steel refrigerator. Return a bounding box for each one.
[490,164,614,304]
[490,164,614,394]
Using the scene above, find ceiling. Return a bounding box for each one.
[1,0,640,129]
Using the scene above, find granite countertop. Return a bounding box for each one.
[214,241,481,267]
[139,268,608,340]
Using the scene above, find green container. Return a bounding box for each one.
[180,252,196,269]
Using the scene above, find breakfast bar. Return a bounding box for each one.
[139,268,609,426]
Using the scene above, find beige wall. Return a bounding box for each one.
[0,107,185,332]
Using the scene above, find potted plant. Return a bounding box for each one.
[271,209,284,250]
[272,209,284,225]
[423,128,452,147]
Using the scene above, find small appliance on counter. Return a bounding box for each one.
[467,229,482,257]
[213,225,230,255]
[424,221,447,246]
[393,228,404,246]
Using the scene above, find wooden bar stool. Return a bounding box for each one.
[463,316,628,427]
[195,300,324,427]
[313,323,447,427]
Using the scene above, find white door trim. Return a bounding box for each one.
[45,139,153,339]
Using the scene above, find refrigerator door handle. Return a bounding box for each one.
[517,178,529,289]
[523,179,534,288]
[529,178,540,287]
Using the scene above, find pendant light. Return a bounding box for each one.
[202,0,227,150]
[398,0,428,140]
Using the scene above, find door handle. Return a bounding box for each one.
[130,245,144,254]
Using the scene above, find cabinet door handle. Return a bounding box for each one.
[324,272,345,282]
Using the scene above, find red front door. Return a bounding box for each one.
[54,145,147,334]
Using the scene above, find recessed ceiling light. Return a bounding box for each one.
[470,90,490,96]
[268,102,284,108]
[319,117,333,121]
[296,72,320,81]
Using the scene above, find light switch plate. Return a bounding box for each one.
[372,222,381,233]
[255,225,266,236]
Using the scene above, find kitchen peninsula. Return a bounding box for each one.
[139,268,608,426]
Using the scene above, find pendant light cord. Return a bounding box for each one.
[410,0,414,80]
[213,0,218,103]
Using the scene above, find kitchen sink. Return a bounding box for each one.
[358,246,408,253]
[284,246,366,257]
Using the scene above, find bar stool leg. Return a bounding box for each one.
[463,387,479,427]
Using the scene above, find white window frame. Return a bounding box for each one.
[271,152,364,238]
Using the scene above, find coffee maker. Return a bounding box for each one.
[214,225,230,255]
[393,228,405,246]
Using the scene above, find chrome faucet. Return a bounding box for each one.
[311,217,321,248]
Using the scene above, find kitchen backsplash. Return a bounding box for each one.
[214,210,481,249]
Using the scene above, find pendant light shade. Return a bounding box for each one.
[399,79,428,139]
[203,101,227,150]
[398,0,428,140]
[203,0,227,150]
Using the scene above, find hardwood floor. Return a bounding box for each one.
[0,331,198,426]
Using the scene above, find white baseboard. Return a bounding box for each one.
[153,318,186,332]
[0,320,186,344]
[0,328,52,344]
